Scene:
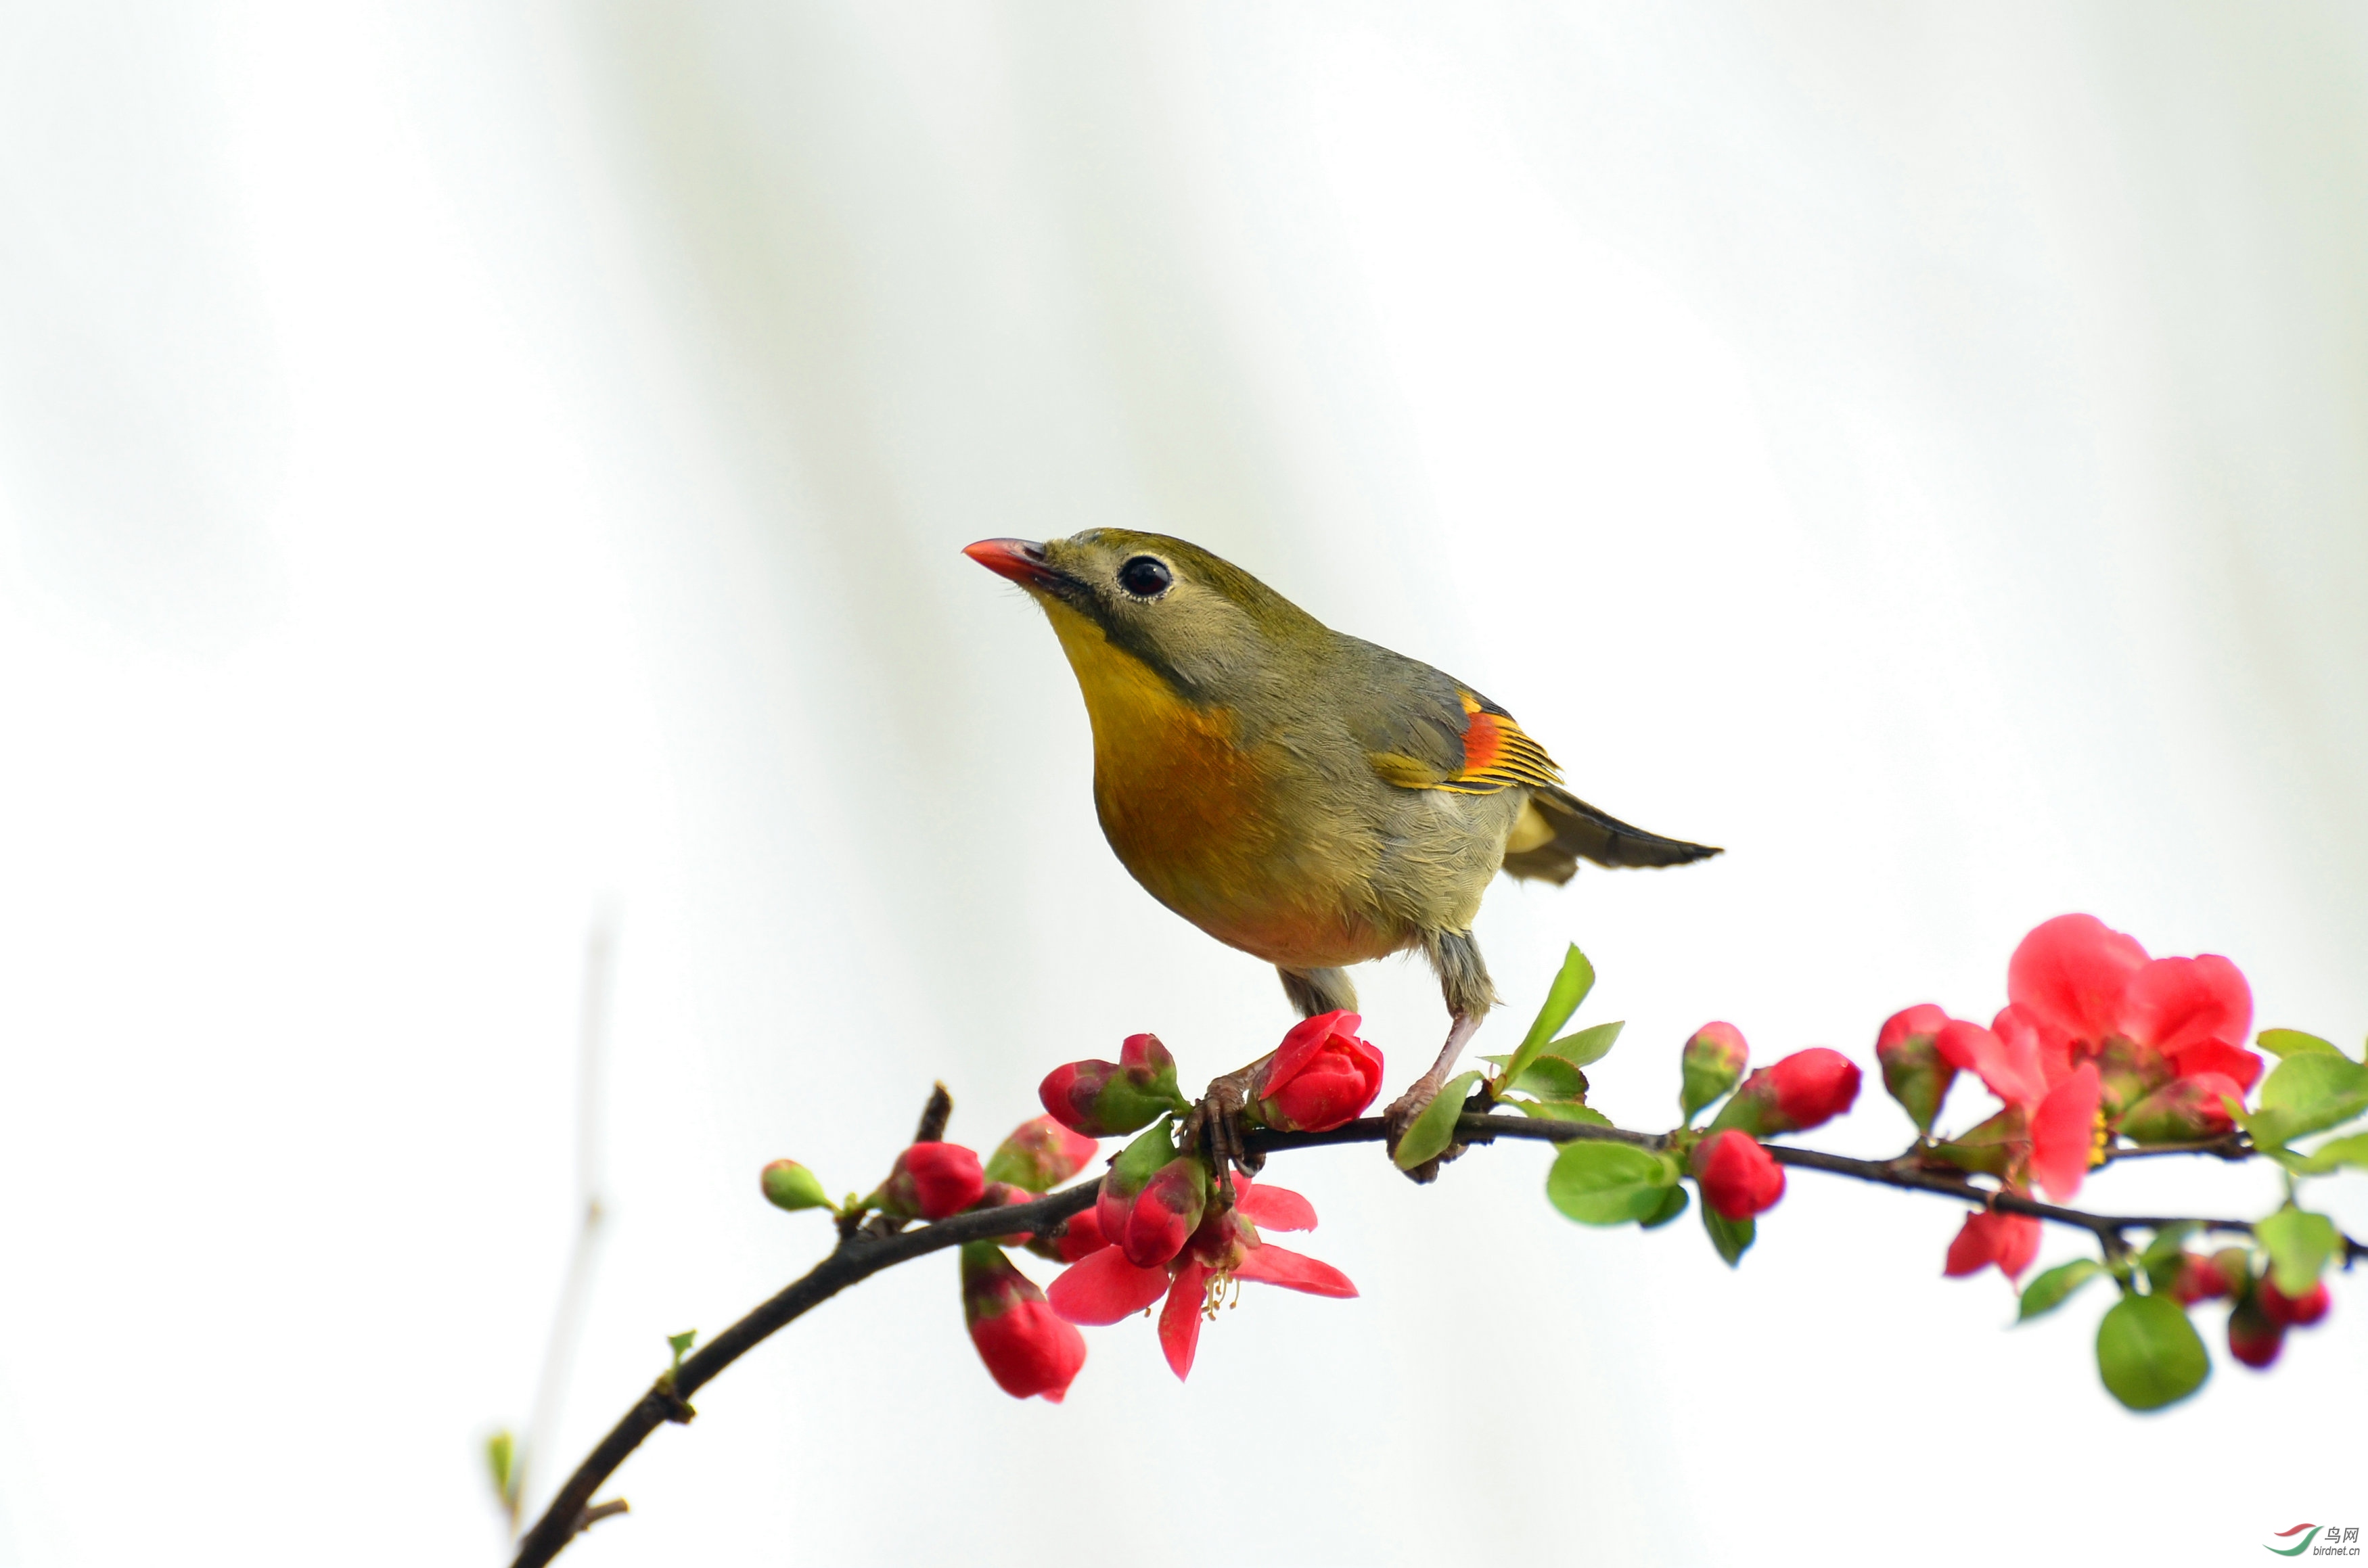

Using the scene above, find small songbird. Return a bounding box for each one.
[965,530,1718,1169]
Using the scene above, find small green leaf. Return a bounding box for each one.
[2018,1258,2105,1322]
[485,1430,517,1503]
[1545,1141,1677,1226]
[1394,1071,1482,1170]
[1550,1020,1624,1068]
[2287,1131,2368,1176]
[1701,1204,1754,1266]
[667,1329,698,1370]
[2095,1293,2209,1410]
[1639,1182,1691,1228]
[1507,1055,1589,1101]
[2255,1206,2340,1296]
[1516,1099,1612,1126]
[1496,946,1596,1097]
[2258,1028,2346,1061]
[2254,1052,2368,1143]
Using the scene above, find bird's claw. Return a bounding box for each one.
[1380,1077,1466,1186]
[1178,1070,1262,1194]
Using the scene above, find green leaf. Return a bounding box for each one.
[2254,1052,2368,1144]
[1701,1204,1754,1266]
[2255,1206,2340,1296]
[1507,1055,1589,1101]
[1394,1071,1482,1171]
[485,1430,517,1503]
[1550,1020,1625,1068]
[1639,1182,1691,1229]
[2258,1028,2346,1061]
[2018,1258,2105,1322]
[667,1329,698,1370]
[1496,946,1596,1097]
[2095,1293,2210,1411]
[2286,1131,2368,1176]
[1516,1099,1612,1126]
[1545,1141,1677,1226]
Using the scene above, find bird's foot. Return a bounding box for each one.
[1177,1065,1265,1197]
[1381,1011,1486,1184]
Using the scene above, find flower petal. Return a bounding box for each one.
[1046,1246,1172,1326]
[2119,954,2251,1061]
[1233,1243,1358,1298]
[1158,1261,1208,1380]
[1237,1182,1317,1232]
[1938,1019,2045,1109]
[2168,1039,2262,1094]
[2029,1063,2101,1203]
[2007,914,2149,1055]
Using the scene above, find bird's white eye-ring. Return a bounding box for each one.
[1116,555,1173,599]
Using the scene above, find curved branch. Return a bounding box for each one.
[513,1108,2358,1568]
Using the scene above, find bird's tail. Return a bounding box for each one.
[1499,784,1722,885]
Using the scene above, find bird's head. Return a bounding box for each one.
[964,530,1320,701]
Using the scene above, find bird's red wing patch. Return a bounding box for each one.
[1437,693,1562,795]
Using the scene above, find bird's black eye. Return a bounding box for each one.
[1116,555,1172,599]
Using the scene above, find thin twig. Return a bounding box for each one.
[511,1107,2359,1568]
[514,915,617,1534]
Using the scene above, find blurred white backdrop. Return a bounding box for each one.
[1,3,2363,1564]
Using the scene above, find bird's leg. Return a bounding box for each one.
[1381,1011,1483,1170]
[1384,928,1495,1183]
[1177,1053,1275,1194]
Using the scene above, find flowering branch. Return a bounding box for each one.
[504,913,2367,1565]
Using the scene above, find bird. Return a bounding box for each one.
[965,530,1718,1174]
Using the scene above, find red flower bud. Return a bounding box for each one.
[1053,1205,1111,1263]
[1038,1034,1186,1137]
[1689,1129,1785,1220]
[2258,1276,2331,1329]
[984,1115,1099,1193]
[876,1142,984,1220]
[1712,1048,1862,1137]
[1679,1022,1750,1122]
[2227,1295,2285,1369]
[1874,1004,1957,1134]
[2168,1253,2229,1306]
[1114,1157,1208,1268]
[959,1242,1086,1402]
[1252,1011,1384,1133]
[2114,1073,2242,1145]
[1943,1209,2041,1281]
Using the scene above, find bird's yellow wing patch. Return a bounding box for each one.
[1368,692,1562,795]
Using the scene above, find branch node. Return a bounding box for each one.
[574,1499,629,1537]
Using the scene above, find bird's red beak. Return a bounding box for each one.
[963,537,1062,590]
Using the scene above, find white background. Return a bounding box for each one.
[1,4,2363,1564]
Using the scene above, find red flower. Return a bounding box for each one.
[1712,1048,1862,1137]
[1942,1209,2041,1282]
[983,1115,1099,1193]
[2005,915,2261,1130]
[1691,1130,1785,1220]
[878,1142,986,1220]
[961,1242,1087,1402]
[1874,1004,1957,1134]
[1047,1173,1351,1381]
[1934,1008,2101,1202]
[1252,1011,1384,1133]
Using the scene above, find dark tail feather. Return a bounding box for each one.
[1499,784,1722,885]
